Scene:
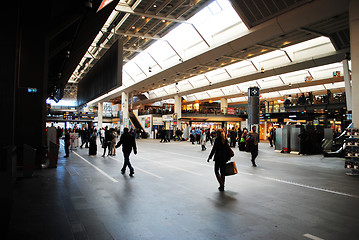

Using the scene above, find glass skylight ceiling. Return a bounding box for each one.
[85,0,347,106]
[121,0,247,88]
[145,35,341,103]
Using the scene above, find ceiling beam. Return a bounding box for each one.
[176,76,345,104]
[129,50,347,105]
[115,6,186,23]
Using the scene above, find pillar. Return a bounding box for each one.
[248,87,260,130]
[174,95,182,128]
[98,102,103,129]
[350,0,359,127]
[343,60,352,111]
[221,98,228,114]
[122,92,129,128]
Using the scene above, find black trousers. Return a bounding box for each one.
[103,141,112,155]
[81,138,88,148]
[65,144,70,156]
[122,151,134,173]
[214,160,226,177]
[268,137,273,146]
[251,145,258,164]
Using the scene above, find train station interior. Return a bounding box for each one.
[1,0,359,239]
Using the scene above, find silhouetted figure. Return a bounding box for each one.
[207,129,228,191]
[116,127,137,176]
[64,129,70,158]
[89,130,97,156]
[268,127,274,147]
[248,126,259,167]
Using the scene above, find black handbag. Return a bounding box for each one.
[225,161,238,176]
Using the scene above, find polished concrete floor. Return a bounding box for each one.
[7,139,359,240]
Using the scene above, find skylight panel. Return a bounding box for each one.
[284,37,335,61]
[299,85,325,93]
[229,96,247,103]
[324,81,345,90]
[145,40,176,67]
[260,92,281,99]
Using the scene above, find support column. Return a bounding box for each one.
[350,0,359,127]
[98,102,103,129]
[248,87,260,130]
[122,92,129,129]
[174,95,182,128]
[343,59,352,111]
[221,98,228,114]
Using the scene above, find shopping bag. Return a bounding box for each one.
[225,161,238,176]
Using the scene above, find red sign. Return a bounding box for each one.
[97,0,114,12]
[227,107,235,115]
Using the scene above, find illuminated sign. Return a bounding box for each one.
[227,107,235,115]
[333,71,341,77]
[97,0,114,12]
[28,88,37,93]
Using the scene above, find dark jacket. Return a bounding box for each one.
[64,132,70,146]
[209,137,228,163]
[105,129,113,142]
[116,132,137,153]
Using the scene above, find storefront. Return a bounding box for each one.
[191,122,222,129]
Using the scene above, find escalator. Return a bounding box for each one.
[129,111,147,138]
[324,123,352,157]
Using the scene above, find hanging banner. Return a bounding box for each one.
[97,0,114,12]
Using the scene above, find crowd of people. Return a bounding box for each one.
[51,125,140,158]
[52,123,264,191]
[284,90,346,107]
[52,125,138,176]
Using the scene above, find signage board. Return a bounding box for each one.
[153,117,163,125]
[97,0,114,12]
[227,107,235,115]
[162,115,173,122]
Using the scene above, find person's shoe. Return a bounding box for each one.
[218,186,224,191]
[252,164,257,167]
[80,146,83,149]
[102,154,105,157]
[121,170,125,174]
[64,155,69,158]
[129,171,134,177]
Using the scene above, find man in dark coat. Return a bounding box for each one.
[248,126,259,167]
[116,127,137,176]
[102,127,113,156]
[64,129,70,158]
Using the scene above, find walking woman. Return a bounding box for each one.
[207,129,228,191]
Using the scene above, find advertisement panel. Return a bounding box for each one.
[227,107,235,115]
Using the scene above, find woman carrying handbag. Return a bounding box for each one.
[207,129,232,191]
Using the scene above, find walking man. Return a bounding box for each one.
[64,129,70,158]
[248,125,259,167]
[116,127,137,176]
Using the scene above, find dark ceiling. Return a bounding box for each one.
[46,0,119,101]
[230,0,312,28]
